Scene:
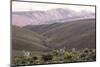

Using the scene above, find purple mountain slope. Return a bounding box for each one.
[12,8,95,27]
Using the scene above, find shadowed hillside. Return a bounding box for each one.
[24,19,96,50]
[12,26,50,52]
[24,23,63,34]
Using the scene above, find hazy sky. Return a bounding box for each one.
[12,1,95,12]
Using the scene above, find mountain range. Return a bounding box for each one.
[12,8,95,26]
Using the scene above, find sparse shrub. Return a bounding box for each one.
[42,54,53,62]
[32,56,38,60]
[12,48,96,66]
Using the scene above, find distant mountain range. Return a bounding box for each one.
[12,8,95,26]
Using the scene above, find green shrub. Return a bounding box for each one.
[42,54,53,62]
[12,48,96,65]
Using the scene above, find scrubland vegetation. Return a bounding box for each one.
[12,48,96,66]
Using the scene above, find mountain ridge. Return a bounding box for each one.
[12,8,95,26]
